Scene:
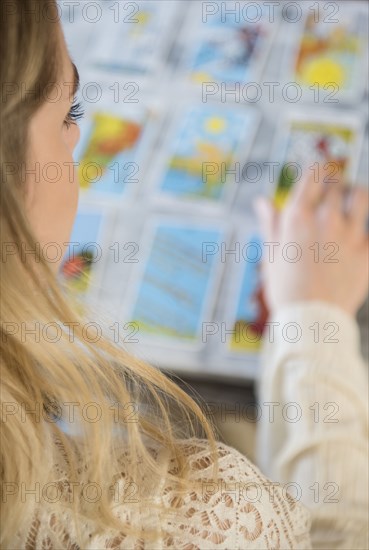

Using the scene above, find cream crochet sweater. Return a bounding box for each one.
[13,303,369,549]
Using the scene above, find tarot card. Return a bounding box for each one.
[84,1,179,79]
[272,110,364,208]
[181,2,278,87]
[149,103,259,210]
[74,84,158,201]
[122,216,226,351]
[60,204,112,300]
[225,234,267,354]
[76,109,145,197]
[290,2,368,103]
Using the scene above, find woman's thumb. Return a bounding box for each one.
[254,196,278,241]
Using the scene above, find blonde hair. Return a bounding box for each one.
[0,1,217,545]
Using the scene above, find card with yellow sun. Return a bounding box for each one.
[149,103,259,211]
[292,3,368,103]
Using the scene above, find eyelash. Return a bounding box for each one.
[64,98,84,128]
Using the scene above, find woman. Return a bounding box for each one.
[1,1,368,548]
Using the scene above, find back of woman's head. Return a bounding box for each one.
[0,1,216,545]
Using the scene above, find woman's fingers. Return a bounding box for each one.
[347,186,369,242]
[289,165,324,211]
[320,181,346,218]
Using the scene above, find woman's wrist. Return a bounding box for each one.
[263,299,361,365]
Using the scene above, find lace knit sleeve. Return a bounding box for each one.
[256,301,369,549]
[15,439,311,549]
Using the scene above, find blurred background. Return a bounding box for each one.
[59,0,369,457]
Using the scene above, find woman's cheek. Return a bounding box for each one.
[63,122,81,153]
[62,123,80,197]
[61,124,80,223]
[71,123,81,151]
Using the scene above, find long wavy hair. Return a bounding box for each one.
[0,1,217,546]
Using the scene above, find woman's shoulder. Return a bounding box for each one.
[14,438,312,549]
[154,438,312,549]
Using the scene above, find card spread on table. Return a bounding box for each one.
[59,0,368,380]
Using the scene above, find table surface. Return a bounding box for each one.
[173,296,369,403]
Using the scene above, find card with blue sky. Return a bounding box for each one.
[146,102,260,213]
[121,215,228,354]
[179,1,278,89]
